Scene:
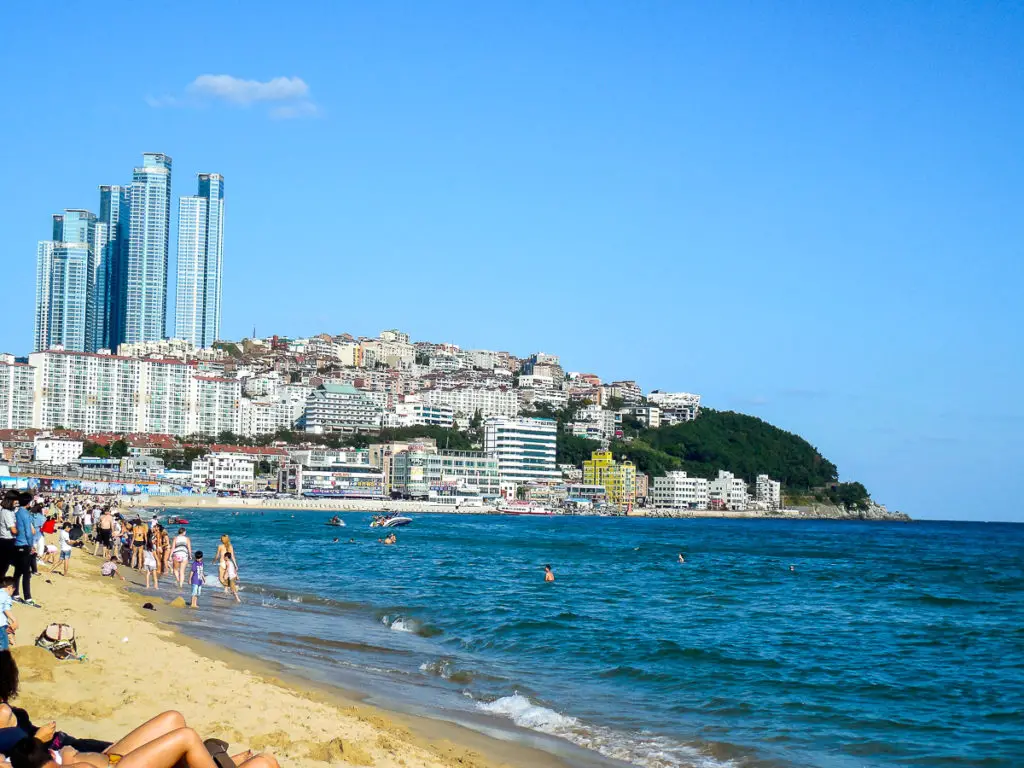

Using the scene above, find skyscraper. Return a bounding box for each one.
[97,184,130,351]
[175,173,225,347]
[124,152,172,344]
[34,239,92,352]
[35,210,100,353]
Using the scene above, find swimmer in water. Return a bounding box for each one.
[544,564,555,582]
[332,538,339,543]
[789,564,795,572]
[678,553,685,564]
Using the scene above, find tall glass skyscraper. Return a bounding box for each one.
[97,184,130,351]
[175,173,225,348]
[124,152,172,344]
[35,209,97,352]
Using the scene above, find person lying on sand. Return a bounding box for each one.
[5,711,279,768]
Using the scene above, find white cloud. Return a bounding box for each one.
[146,74,318,118]
[187,75,309,105]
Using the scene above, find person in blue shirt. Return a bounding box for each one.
[10,494,37,607]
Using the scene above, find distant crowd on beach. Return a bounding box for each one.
[0,489,284,767]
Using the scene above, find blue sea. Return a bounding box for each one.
[158,512,1023,768]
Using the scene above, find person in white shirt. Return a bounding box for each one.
[49,524,73,577]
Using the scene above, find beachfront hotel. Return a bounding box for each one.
[483,416,560,484]
[175,173,225,348]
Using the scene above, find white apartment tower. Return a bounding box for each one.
[483,416,560,485]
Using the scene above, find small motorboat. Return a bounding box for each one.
[325,516,346,527]
[168,517,190,525]
[370,514,413,528]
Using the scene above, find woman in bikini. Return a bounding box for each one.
[153,524,170,576]
[7,711,279,768]
[171,529,192,589]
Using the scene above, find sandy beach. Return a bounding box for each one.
[10,547,569,768]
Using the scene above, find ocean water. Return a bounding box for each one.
[159,512,1024,768]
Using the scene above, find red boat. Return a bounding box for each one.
[169,517,190,525]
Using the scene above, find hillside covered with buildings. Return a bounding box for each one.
[0,329,888,516]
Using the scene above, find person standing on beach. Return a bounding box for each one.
[544,564,555,582]
[10,493,37,606]
[153,524,170,576]
[189,551,205,608]
[215,535,237,594]
[49,524,72,577]
[143,536,159,590]
[222,551,240,602]
[131,518,148,570]
[0,494,17,580]
[171,529,192,589]
[93,508,114,558]
[29,506,45,576]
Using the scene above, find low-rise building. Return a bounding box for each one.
[422,385,519,420]
[709,470,749,510]
[582,450,637,506]
[299,383,384,434]
[34,434,83,465]
[385,395,455,429]
[647,391,701,424]
[191,452,255,492]
[755,474,782,510]
[651,471,710,509]
[391,445,500,500]
[620,405,661,430]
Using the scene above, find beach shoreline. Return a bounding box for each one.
[124,494,910,521]
[11,545,585,768]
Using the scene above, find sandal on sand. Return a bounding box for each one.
[204,739,236,768]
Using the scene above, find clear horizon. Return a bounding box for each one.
[2,2,1022,522]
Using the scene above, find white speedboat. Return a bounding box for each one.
[371,514,413,528]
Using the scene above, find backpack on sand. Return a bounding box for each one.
[35,623,79,660]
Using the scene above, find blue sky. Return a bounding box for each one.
[1,2,1021,521]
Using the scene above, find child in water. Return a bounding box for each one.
[190,550,206,608]
[222,551,241,603]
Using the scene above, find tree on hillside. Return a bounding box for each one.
[556,434,601,466]
[81,442,109,459]
[109,440,129,458]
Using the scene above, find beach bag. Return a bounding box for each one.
[35,623,79,660]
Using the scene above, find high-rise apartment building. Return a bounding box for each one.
[97,185,130,350]
[34,241,92,352]
[26,349,240,436]
[0,354,34,430]
[175,173,224,347]
[35,210,102,353]
[125,153,172,343]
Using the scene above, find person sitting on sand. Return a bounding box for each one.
[5,710,279,768]
[100,556,126,582]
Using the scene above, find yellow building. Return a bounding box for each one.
[582,450,637,506]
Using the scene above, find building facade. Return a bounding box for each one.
[26,349,239,436]
[0,356,34,430]
[125,153,172,343]
[483,417,560,485]
[33,435,83,465]
[300,383,384,434]
[34,241,92,352]
[647,391,701,424]
[709,470,749,510]
[755,474,782,510]
[582,450,637,505]
[651,471,710,509]
[97,185,130,351]
[422,385,519,420]
[175,173,225,347]
[191,452,254,492]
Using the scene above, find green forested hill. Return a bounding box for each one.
[609,409,855,497]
